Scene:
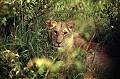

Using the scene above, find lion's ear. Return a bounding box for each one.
[67,21,75,29]
[47,20,57,29]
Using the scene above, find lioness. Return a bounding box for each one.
[47,20,111,79]
[47,20,86,49]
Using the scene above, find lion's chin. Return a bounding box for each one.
[55,47,66,53]
[55,46,63,49]
[53,45,64,50]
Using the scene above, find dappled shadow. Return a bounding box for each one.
[99,14,120,79]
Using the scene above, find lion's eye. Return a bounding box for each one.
[64,32,68,35]
[54,30,57,34]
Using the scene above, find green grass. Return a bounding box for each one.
[0,0,119,79]
[0,24,85,79]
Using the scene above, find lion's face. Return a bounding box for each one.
[47,20,75,49]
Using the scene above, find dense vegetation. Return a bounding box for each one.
[0,0,120,79]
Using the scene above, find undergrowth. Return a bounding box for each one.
[0,0,119,79]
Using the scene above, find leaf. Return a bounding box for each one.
[50,61,64,72]
[27,0,30,3]
[75,59,83,71]
[16,71,20,75]
[38,64,46,74]
[27,57,52,68]
[58,48,65,54]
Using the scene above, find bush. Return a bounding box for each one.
[0,0,119,79]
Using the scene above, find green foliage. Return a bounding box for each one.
[50,61,64,73]
[0,0,120,79]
